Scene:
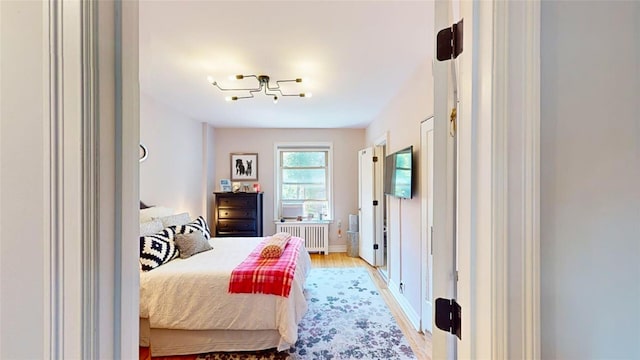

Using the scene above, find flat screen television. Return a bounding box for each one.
[384,145,413,199]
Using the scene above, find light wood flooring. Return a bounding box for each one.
[310,253,432,360]
[141,252,432,360]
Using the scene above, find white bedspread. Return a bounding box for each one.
[139,237,311,350]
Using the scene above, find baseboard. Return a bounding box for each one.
[388,279,421,331]
[328,244,346,253]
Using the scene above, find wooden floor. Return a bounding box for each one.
[141,252,432,360]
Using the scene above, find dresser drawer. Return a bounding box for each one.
[216,219,256,232]
[217,196,255,208]
[217,208,256,219]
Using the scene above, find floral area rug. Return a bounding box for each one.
[197,267,416,360]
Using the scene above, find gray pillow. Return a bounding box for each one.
[139,219,164,237]
[174,231,212,259]
[155,212,190,228]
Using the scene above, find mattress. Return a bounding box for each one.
[139,236,311,351]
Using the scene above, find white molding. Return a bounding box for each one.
[45,1,95,357]
[456,1,541,359]
[388,280,421,331]
[80,0,100,357]
[521,1,541,359]
[491,2,509,359]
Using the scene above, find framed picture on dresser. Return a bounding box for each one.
[230,153,258,181]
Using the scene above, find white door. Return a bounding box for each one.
[358,147,376,266]
[373,145,386,267]
[421,117,435,334]
[432,0,462,358]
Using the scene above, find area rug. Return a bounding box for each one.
[197,267,416,360]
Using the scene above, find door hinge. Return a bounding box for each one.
[436,19,464,61]
[373,200,379,206]
[372,156,378,162]
[373,244,379,250]
[435,298,462,339]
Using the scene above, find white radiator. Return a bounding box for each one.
[276,222,329,255]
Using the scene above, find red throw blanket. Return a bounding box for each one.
[228,237,303,297]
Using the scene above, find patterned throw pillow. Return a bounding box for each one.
[174,231,213,259]
[139,228,179,271]
[171,216,211,240]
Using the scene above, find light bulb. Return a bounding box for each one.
[273,96,279,104]
[207,76,214,84]
[225,96,232,102]
[306,93,313,98]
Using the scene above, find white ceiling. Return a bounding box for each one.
[139,1,434,129]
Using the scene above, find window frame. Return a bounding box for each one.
[274,142,333,221]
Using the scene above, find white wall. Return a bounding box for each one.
[541,2,640,358]
[0,2,46,358]
[365,58,434,321]
[213,128,365,248]
[140,94,207,219]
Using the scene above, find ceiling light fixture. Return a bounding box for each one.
[207,75,312,103]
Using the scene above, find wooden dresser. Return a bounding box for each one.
[213,192,263,237]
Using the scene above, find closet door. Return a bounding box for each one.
[358,147,375,266]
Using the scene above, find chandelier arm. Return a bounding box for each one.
[213,75,261,91]
[269,79,298,91]
[213,82,261,92]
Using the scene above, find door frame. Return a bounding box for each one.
[450,1,542,359]
[81,0,541,358]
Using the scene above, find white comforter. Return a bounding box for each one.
[139,237,311,349]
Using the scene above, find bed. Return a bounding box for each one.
[139,236,311,356]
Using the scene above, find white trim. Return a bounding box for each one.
[116,1,141,358]
[520,2,541,358]
[455,1,541,359]
[388,280,421,331]
[47,1,87,357]
[491,2,509,358]
[80,0,100,357]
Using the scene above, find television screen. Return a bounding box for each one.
[384,146,413,199]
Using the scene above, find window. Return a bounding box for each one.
[275,143,333,221]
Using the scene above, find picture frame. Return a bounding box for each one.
[230,153,258,181]
[219,178,232,192]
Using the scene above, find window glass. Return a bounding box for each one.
[276,146,332,220]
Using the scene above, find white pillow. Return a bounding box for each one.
[139,219,164,237]
[155,212,190,228]
[139,206,174,223]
